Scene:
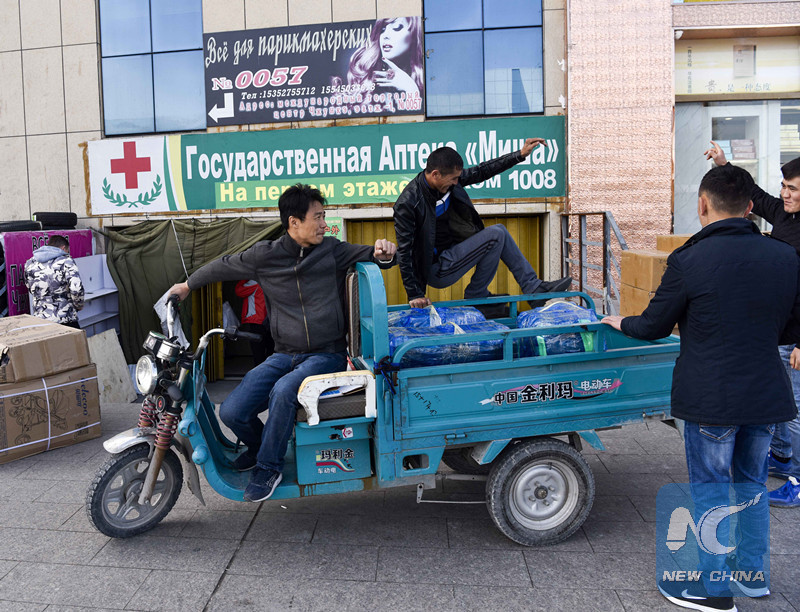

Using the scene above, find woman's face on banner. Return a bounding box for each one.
[380,18,413,62]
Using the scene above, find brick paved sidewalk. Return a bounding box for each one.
[0,394,797,611]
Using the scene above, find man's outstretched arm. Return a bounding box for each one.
[460,138,546,187]
[704,140,781,221]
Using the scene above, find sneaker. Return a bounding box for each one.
[474,292,510,319]
[657,582,736,612]
[725,556,769,598]
[231,451,257,471]
[768,450,793,479]
[731,574,769,598]
[534,276,573,294]
[528,277,574,308]
[769,476,800,507]
[243,467,283,502]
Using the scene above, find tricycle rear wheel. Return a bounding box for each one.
[486,438,594,546]
[86,444,183,538]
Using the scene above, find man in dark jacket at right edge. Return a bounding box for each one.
[706,142,800,508]
[393,139,571,309]
[603,164,800,612]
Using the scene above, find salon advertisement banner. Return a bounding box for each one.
[203,17,424,126]
[0,230,92,316]
[86,115,565,215]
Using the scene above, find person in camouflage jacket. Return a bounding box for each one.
[24,235,84,328]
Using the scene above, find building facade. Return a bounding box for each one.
[1,0,798,296]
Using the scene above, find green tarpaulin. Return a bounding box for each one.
[103,218,283,363]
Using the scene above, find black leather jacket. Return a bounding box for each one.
[393,151,525,300]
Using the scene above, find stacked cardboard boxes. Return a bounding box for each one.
[619,235,692,317]
[656,234,691,254]
[620,250,667,316]
[0,315,101,464]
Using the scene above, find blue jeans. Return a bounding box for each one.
[770,345,800,476]
[429,224,541,298]
[219,351,348,473]
[683,421,773,596]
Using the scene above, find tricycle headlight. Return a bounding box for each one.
[135,355,158,395]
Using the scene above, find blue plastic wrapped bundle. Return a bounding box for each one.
[387,305,486,328]
[388,320,509,367]
[449,321,510,363]
[435,306,486,326]
[387,308,436,328]
[516,301,598,357]
[388,324,458,367]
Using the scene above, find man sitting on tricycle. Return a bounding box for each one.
[169,184,396,501]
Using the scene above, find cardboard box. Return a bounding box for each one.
[620,283,655,317]
[620,249,670,292]
[656,234,692,253]
[0,364,101,464]
[0,315,91,383]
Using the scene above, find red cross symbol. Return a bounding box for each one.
[110,141,151,190]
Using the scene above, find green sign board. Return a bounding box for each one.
[88,116,565,215]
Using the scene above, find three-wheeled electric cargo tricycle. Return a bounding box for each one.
[86,262,680,545]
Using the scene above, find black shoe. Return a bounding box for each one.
[474,293,510,319]
[231,451,257,471]
[534,276,573,294]
[243,467,283,502]
[528,277,573,308]
[657,582,736,612]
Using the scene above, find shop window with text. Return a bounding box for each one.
[423,0,544,117]
[99,0,205,135]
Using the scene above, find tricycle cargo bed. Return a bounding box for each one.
[396,334,675,439]
[353,263,678,443]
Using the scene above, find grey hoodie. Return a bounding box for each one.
[187,233,394,354]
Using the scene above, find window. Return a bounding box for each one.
[99,0,205,135]
[674,99,800,234]
[423,0,544,118]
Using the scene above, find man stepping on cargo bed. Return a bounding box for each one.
[393,139,572,311]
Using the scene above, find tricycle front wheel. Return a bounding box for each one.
[86,444,183,538]
[486,438,594,546]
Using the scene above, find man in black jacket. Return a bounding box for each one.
[604,164,800,611]
[169,184,396,502]
[705,143,800,508]
[393,141,571,309]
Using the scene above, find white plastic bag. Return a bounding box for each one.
[153,290,190,348]
[222,301,240,328]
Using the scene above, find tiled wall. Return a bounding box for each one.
[566,0,674,250]
[0,0,100,222]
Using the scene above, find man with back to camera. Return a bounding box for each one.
[393,139,572,310]
[169,184,396,502]
[24,234,84,329]
[603,164,800,611]
[705,141,800,508]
